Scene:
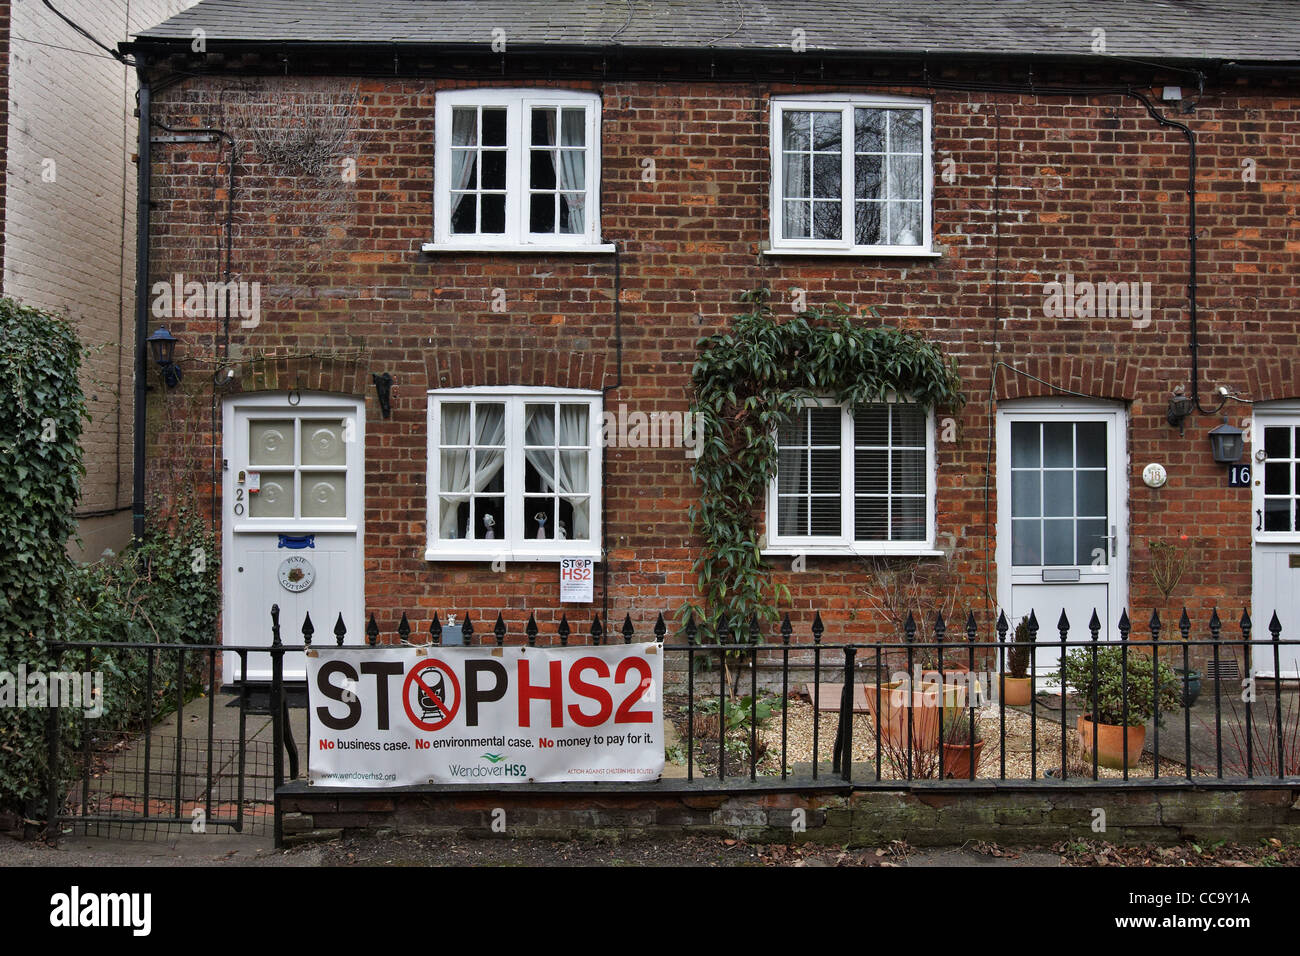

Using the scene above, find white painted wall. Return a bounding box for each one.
[4,0,197,558]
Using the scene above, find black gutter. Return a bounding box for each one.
[131,76,151,541]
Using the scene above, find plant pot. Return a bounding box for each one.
[940,739,985,779]
[1172,668,1201,707]
[1076,714,1146,770]
[1000,674,1033,706]
[863,679,966,750]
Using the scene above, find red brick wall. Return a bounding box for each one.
[142,66,1300,650]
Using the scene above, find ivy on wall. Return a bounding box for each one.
[0,298,221,823]
[682,289,965,639]
[0,298,87,819]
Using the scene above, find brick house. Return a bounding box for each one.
[122,1,1300,680]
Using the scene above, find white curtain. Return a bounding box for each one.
[557,404,590,537]
[523,404,589,538]
[559,109,586,233]
[449,109,479,227]
[438,403,505,538]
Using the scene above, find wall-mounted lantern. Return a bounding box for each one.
[146,327,182,388]
[373,372,393,419]
[1166,388,1194,433]
[1208,418,1245,464]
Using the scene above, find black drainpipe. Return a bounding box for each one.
[131,75,151,541]
[601,245,623,634]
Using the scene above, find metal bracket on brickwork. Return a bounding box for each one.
[151,134,221,144]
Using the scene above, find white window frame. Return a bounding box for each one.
[426,89,612,253]
[768,94,935,257]
[1252,403,1300,544]
[426,386,603,562]
[763,397,939,556]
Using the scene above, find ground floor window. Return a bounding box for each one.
[766,399,935,554]
[426,388,602,561]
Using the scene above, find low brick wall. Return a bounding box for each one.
[279,781,1300,848]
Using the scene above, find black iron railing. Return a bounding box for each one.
[44,603,1300,848]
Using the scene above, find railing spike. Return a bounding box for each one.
[684,613,697,645]
[494,612,507,646]
[365,613,378,647]
[428,613,442,646]
[622,613,635,644]
[780,613,792,643]
[1117,608,1130,638]
[1088,608,1101,638]
[965,611,978,642]
[558,613,571,646]
[301,610,314,647]
[654,612,667,641]
[1056,608,1070,634]
[398,612,411,643]
[461,612,474,644]
[586,614,599,646]
[526,613,539,647]
[333,612,347,647]
[811,611,824,642]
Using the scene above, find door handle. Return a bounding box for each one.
[1098,525,1118,557]
[1257,509,1263,532]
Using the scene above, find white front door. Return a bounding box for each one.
[222,393,365,680]
[1251,406,1300,678]
[997,401,1129,671]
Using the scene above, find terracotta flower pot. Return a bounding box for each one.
[863,679,966,750]
[1000,675,1033,706]
[1076,714,1146,770]
[941,739,985,779]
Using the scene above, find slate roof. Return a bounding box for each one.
[130,0,1300,62]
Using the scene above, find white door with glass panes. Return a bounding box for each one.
[1251,407,1300,677]
[996,402,1128,671]
[222,394,364,680]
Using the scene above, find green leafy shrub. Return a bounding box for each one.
[684,289,964,639]
[0,297,220,821]
[1006,615,1035,678]
[0,297,87,819]
[63,504,219,733]
[1051,646,1181,726]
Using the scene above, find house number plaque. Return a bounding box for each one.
[278,555,315,593]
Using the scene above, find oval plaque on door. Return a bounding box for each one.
[278,555,316,593]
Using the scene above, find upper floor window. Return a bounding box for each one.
[770,95,931,255]
[432,89,603,249]
[765,399,936,554]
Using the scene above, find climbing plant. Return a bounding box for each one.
[682,288,965,641]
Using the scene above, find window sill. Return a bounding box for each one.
[420,241,617,255]
[424,548,602,564]
[761,245,943,259]
[762,545,945,558]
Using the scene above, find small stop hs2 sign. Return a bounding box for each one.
[561,558,592,583]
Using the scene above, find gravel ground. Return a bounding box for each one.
[750,695,1188,779]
